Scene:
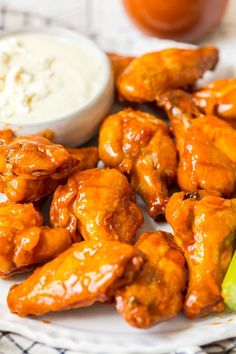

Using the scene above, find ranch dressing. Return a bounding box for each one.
[0,32,105,123]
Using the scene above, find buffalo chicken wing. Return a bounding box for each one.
[0,131,98,203]
[50,168,143,242]
[157,90,236,196]
[7,240,146,316]
[166,191,236,318]
[0,202,72,276]
[117,46,218,102]
[99,109,177,217]
[116,231,186,328]
[0,130,80,202]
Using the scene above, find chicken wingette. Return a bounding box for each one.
[7,240,146,316]
[117,46,218,102]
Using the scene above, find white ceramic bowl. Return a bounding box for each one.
[0,27,114,147]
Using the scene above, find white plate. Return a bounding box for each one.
[1,38,236,354]
[1,201,236,354]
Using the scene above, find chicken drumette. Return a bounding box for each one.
[50,168,143,243]
[0,130,98,203]
[0,202,72,277]
[157,90,236,196]
[7,240,146,316]
[116,231,186,328]
[166,190,236,318]
[117,46,218,102]
[99,109,177,217]
[193,78,236,127]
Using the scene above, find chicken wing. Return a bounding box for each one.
[194,78,236,126]
[2,134,79,179]
[115,231,186,328]
[99,109,177,217]
[0,130,80,202]
[157,90,236,196]
[107,53,135,80]
[0,202,72,276]
[117,46,218,102]
[166,191,236,318]
[7,240,146,316]
[50,168,143,242]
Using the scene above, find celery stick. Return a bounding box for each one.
[222,251,236,311]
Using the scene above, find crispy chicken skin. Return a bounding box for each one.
[115,231,186,328]
[107,53,135,80]
[0,202,72,276]
[50,168,143,242]
[99,109,177,217]
[166,191,236,318]
[0,130,80,202]
[7,240,146,316]
[117,46,218,102]
[194,78,236,126]
[157,90,236,196]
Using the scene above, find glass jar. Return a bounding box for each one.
[122,0,229,42]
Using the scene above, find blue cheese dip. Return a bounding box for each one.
[0,32,105,123]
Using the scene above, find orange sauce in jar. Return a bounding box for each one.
[123,0,229,42]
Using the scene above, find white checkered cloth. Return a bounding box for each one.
[1,332,236,354]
